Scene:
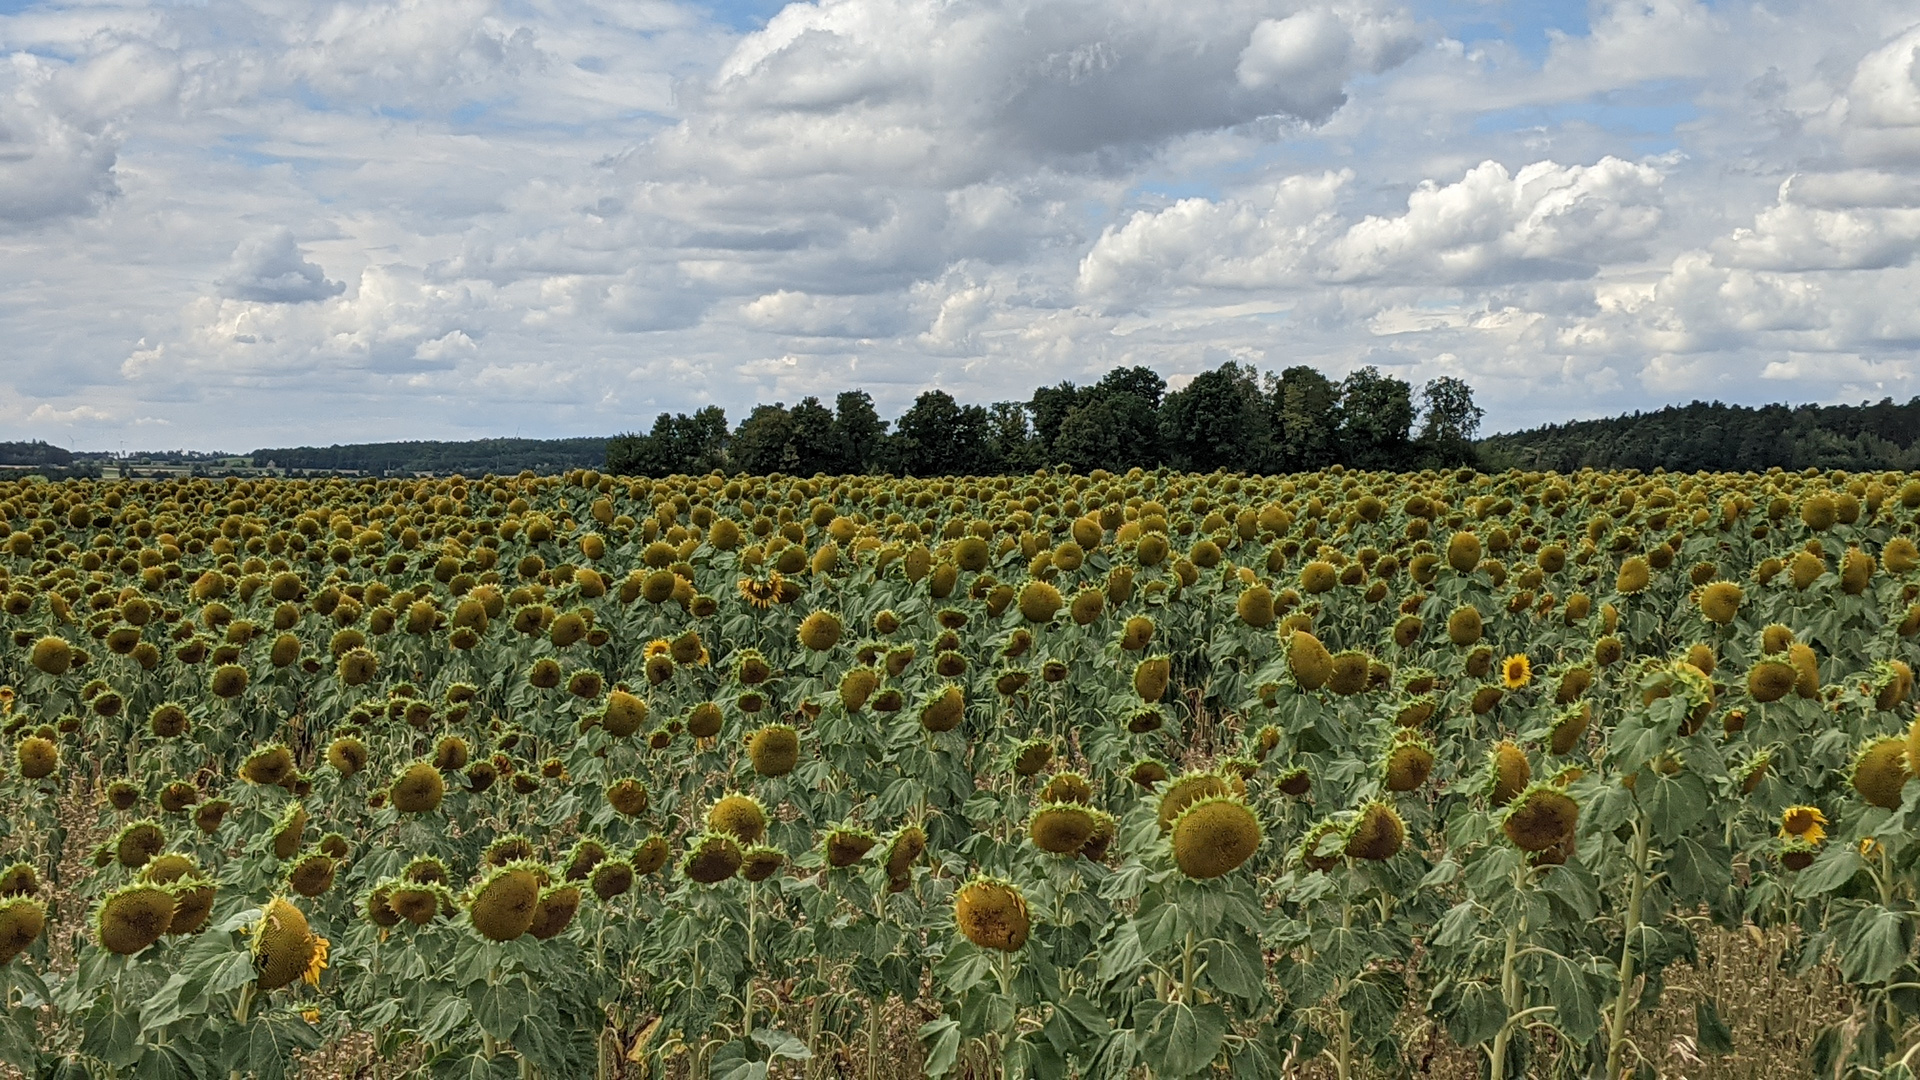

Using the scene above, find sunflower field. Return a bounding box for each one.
[3,465,1920,1079]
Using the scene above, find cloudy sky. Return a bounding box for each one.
[2,0,1918,451]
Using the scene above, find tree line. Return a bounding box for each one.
[605,363,1485,478]
[0,441,72,467]
[249,438,609,476]
[1478,397,1920,474]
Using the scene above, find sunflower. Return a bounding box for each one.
[1778,805,1826,846]
[736,572,784,609]
[1501,654,1532,690]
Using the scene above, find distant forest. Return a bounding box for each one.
[250,438,608,476]
[1479,398,1920,473]
[606,362,1484,478]
[17,383,1920,481]
[0,440,73,467]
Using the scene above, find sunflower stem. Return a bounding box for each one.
[1488,863,1530,1080]
[1605,812,1650,1080]
[1180,928,1196,1004]
[229,983,254,1080]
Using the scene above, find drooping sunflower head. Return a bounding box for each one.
[114,820,166,869]
[14,736,56,780]
[240,744,297,786]
[385,882,446,926]
[823,826,879,868]
[1129,759,1170,789]
[706,793,769,845]
[0,897,47,964]
[1382,732,1435,793]
[1698,581,1743,625]
[1038,771,1092,805]
[602,689,649,737]
[884,825,927,879]
[482,834,535,868]
[1028,803,1098,856]
[747,723,800,776]
[467,863,544,940]
[1852,737,1910,810]
[1343,801,1405,862]
[682,833,744,884]
[953,876,1029,952]
[918,684,966,733]
[1501,784,1579,853]
[388,761,445,814]
[1284,629,1333,691]
[95,883,174,955]
[632,835,671,876]
[738,846,785,883]
[590,860,636,901]
[325,736,369,776]
[1010,738,1054,777]
[605,777,649,817]
[1487,742,1532,807]
[1170,796,1262,880]
[797,610,844,652]
[0,862,38,898]
[527,885,583,940]
[1156,771,1232,833]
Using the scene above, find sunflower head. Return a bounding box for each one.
[1038,771,1092,805]
[0,897,46,964]
[683,834,744,884]
[590,860,636,901]
[1284,630,1333,690]
[1779,805,1827,846]
[1502,784,1579,852]
[240,744,296,786]
[114,820,166,869]
[1029,803,1099,855]
[953,877,1029,952]
[606,777,649,817]
[632,835,671,876]
[1852,737,1910,810]
[1501,654,1533,690]
[468,863,544,940]
[1488,742,1532,806]
[95,884,174,955]
[1343,801,1405,862]
[325,736,369,776]
[1382,732,1435,792]
[823,826,879,868]
[1156,772,1232,832]
[602,690,649,737]
[747,724,801,776]
[707,793,768,844]
[389,762,445,814]
[1170,796,1262,879]
[0,863,39,897]
[918,684,965,732]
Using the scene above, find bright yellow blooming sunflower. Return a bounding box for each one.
[1779,805,1826,846]
[1501,654,1533,690]
[303,933,330,987]
[737,572,784,610]
[644,639,672,659]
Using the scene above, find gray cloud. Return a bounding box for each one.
[217,229,347,303]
